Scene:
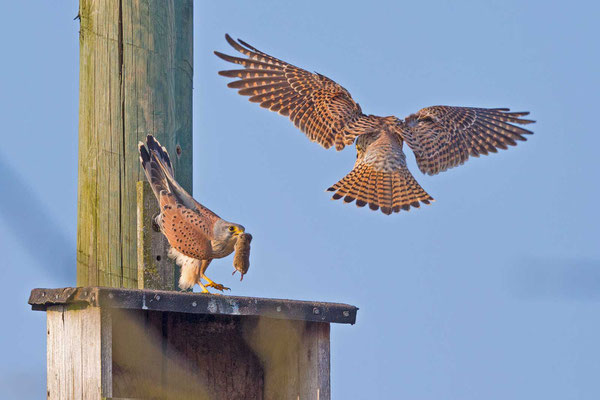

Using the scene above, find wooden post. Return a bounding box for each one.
[76,0,193,288]
[137,181,178,290]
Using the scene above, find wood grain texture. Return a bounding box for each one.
[111,311,263,399]
[137,181,179,290]
[77,0,193,288]
[245,318,332,400]
[110,312,330,399]
[46,305,112,399]
[42,301,334,399]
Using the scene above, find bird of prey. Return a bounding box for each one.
[215,34,535,215]
[138,135,247,293]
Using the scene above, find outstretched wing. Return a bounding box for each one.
[215,34,379,150]
[399,106,535,175]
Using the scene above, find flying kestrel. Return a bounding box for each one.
[138,135,248,293]
[215,35,535,214]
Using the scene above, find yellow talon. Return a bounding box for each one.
[203,276,230,291]
[197,281,211,294]
[205,282,230,291]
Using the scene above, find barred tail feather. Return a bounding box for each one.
[327,164,433,215]
[139,135,197,210]
[146,134,174,177]
[139,137,170,201]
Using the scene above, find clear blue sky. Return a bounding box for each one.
[1,1,599,398]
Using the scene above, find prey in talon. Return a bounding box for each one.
[233,233,252,281]
[138,135,249,294]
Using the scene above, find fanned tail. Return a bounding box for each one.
[327,163,433,215]
[138,135,199,211]
[138,135,175,201]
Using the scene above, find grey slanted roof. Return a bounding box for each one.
[29,287,358,325]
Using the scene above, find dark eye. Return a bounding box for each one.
[228,226,235,232]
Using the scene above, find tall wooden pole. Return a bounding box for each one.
[76,0,193,288]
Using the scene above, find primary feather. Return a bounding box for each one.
[216,35,535,215]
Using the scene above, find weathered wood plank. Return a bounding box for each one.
[107,0,124,288]
[111,309,166,398]
[46,305,63,399]
[100,307,114,397]
[244,318,332,400]
[46,305,112,399]
[95,0,111,287]
[299,322,331,400]
[136,181,178,290]
[77,0,99,287]
[110,311,263,399]
[77,0,193,289]
[162,313,263,400]
[245,318,301,400]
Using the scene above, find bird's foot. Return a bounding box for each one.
[201,275,230,292]
[197,282,211,294]
[205,281,230,292]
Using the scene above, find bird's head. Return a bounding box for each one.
[214,220,245,241]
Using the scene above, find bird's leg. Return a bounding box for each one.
[199,259,230,291]
[197,281,210,294]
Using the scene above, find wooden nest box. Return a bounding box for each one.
[29,287,357,399]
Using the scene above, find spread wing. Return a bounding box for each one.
[214,34,379,150]
[399,106,535,175]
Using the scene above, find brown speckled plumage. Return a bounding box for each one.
[159,195,214,260]
[139,135,248,292]
[215,35,535,215]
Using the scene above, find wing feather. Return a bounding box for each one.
[159,192,214,260]
[399,106,534,175]
[215,34,379,150]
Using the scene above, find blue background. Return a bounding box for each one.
[1,1,599,398]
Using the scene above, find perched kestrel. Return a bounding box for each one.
[215,35,535,214]
[138,135,248,293]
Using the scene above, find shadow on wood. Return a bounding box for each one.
[30,287,357,399]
